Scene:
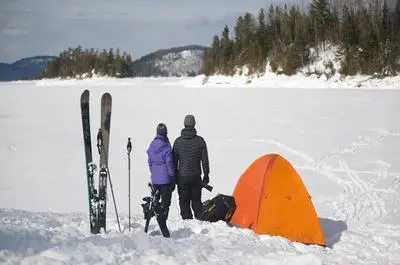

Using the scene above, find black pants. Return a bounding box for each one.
[177,176,202,219]
[153,184,172,220]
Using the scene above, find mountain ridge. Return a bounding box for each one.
[132,45,206,77]
[0,45,207,81]
[0,56,56,81]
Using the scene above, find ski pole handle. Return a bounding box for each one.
[127,137,132,154]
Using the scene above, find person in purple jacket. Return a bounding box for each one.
[146,123,175,237]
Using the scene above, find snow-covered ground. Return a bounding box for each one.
[183,71,400,89]
[1,74,400,264]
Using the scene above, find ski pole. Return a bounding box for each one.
[127,137,132,231]
[98,131,122,233]
[107,166,122,233]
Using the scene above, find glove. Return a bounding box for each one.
[202,175,209,185]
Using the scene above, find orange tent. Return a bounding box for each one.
[230,154,325,246]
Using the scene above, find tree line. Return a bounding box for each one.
[202,0,400,77]
[41,46,133,78]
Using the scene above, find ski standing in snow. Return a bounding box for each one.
[80,90,99,234]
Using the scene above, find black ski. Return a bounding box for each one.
[141,183,170,238]
[80,90,99,234]
[97,93,112,232]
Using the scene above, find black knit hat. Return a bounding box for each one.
[157,123,167,136]
[184,115,196,128]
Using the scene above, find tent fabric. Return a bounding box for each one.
[230,154,326,246]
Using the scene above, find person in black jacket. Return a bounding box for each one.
[172,114,210,219]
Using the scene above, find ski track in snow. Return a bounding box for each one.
[313,129,400,225]
[252,128,400,226]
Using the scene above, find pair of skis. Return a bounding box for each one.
[81,89,166,236]
[80,89,112,234]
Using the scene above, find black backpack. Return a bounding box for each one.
[200,194,236,223]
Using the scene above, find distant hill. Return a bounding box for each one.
[0,45,207,81]
[132,45,206,77]
[0,56,56,81]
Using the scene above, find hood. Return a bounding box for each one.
[181,127,197,139]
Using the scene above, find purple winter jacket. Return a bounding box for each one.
[147,134,174,185]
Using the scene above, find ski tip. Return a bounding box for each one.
[102,93,111,99]
[101,92,112,104]
[81,89,89,102]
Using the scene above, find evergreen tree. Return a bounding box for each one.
[202,48,215,76]
[211,35,221,73]
[310,0,330,50]
[41,46,134,78]
[202,0,400,77]
[257,8,268,70]
[294,8,310,69]
[107,48,115,76]
[280,4,292,45]
[233,16,245,67]
[220,25,233,74]
[114,48,123,76]
[382,0,390,40]
[241,12,257,67]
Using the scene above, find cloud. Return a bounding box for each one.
[185,12,242,29]
[0,0,307,63]
[2,28,28,36]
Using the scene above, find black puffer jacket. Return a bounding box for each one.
[172,127,209,179]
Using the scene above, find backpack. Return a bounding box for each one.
[200,194,236,223]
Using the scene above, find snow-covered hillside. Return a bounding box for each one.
[12,56,55,68]
[154,49,203,77]
[132,45,205,77]
[1,76,400,264]
[192,44,400,89]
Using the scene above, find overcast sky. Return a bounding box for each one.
[0,0,307,63]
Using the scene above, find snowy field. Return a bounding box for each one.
[1,75,400,264]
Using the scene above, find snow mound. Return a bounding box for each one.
[1,209,399,265]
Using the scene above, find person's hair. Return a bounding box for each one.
[157,123,167,136]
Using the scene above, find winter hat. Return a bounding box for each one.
[184,115,196,128]
[157,123,167,136]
